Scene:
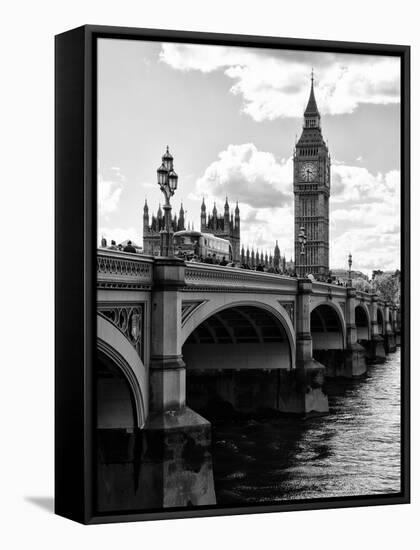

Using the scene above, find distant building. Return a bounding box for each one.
[200,198,241,262]
[285,257,295,274]
[380,270,400,278]
[331,269,368,284]
[239,240,288,272]
[142,199,186,256]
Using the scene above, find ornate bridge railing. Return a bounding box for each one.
[95,251,394,317]
[184,262,298,294]
[97,250,154,290]
[312,281,348,300]
[355,290,373,303]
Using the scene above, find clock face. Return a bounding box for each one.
[299,162,317,182]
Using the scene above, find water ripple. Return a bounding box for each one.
[212,349,401,504]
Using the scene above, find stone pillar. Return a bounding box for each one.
[278,279,329,416]
[149,258,186,411]
[343,287,367,377]
[365,293,386,363]
[370,294,379,339]
[390,305,397,331]
[384,302,396,353]
[295,279,313,369]
[138,257,216,509]
[345,288,357,347]
[397,307,402,331]
[393,305,401,346]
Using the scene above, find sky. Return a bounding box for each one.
[97,38,401,275]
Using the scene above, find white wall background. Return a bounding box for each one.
[0,1,417,548]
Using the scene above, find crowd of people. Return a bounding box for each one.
[101,238,137,253]
[183,253,351,284]
[187,253,287,273]
[100,238,349,284]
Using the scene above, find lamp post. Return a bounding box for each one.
[348,252,353,287]
[298,225,307,277]
[157,146,178,257]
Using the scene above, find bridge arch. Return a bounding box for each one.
[310,301,346,350]
[182,302,295,414]
[181,298,296,368]
[97,314,147,428]
[355,303,371,341]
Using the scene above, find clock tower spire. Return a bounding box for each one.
[293,71,330,280]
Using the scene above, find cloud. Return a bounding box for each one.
[332,165,399,197]
[160,43,400,121]
[191,143,294,256]
[330,228,400,274]
[240,206,294,260]
[193,143,293,208]
[329,164,400,272]
[193,143,400,273]
[98,166,125,217]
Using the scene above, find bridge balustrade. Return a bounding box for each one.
[184,261,298,292]
[97,250,154,289]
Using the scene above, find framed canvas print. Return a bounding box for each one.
[55,25,410,524]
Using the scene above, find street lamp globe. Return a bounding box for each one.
[157,164,168,187]
[168,170,178,193]
[162,145,174,171]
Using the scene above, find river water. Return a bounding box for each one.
[211,349,401,504]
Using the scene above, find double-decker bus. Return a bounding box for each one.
[173,230,232,262]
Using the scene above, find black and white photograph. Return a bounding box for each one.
[2,0,419,543]
[95,35,405,515]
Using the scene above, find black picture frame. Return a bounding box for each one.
[55,24,410,525]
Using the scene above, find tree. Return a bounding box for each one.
[372,273,400,304]
[352,277,373,293]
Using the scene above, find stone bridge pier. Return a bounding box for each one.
[384,302,397,353]
[314,286,368,378]
[310,286,368,379]
[344,288,368,377]
[281,278,329,415]
[392,304,401,346]
[138,257,216,509]
[364,294,386,363]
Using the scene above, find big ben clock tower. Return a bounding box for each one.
[294,71,331,280]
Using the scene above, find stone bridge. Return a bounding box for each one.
[96,249,400,511]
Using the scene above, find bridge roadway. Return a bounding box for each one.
[96,250,400,511]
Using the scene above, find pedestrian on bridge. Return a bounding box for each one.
[123,241,137,253]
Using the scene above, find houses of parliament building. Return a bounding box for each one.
[142,195,289,271]
[142,199,186,256]
[142,197,241,261]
